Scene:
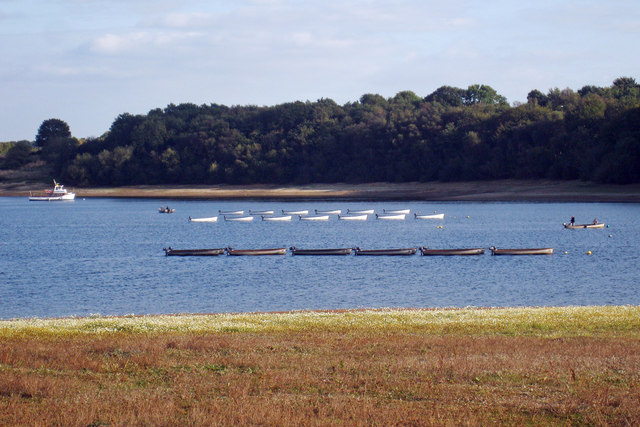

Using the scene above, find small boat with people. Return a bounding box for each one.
[224,215,254,222]
[188,216,218,222]
[249,210,274,215]
[347,209,375,215]
[383,209,410,214]
[282,209,308,215]
[28,179,76,201]
[420,247,485,256]
[414,213,444,220]
[376,214,406,220]
[262,215,292,222]
[338,214,368,221]
[315,209,341,215]
[354,247,417,256]
[299,215,329,221]
[289,247,353,256]
[219,209,244,215]
[225,247,287,256]
[159,206,175,213]
[489,247,554,255]
[163,247,225,256]
[563,217,605,229]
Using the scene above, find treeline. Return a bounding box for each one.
[7,77,640,185]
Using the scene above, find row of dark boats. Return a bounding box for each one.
[163,246,554,256]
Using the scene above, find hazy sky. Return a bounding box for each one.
[1,0,638,141]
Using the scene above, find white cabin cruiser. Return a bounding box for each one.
[29,180,75,201]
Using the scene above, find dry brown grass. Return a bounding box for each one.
[1,308,639,426]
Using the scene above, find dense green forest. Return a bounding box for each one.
[3,77,640,185]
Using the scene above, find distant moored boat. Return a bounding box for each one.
[489,247,554,255]
[29,179,75,201]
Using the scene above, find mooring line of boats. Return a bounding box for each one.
[187,208,446,222]
[164,246,554,256]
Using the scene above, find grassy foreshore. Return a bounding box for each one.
[3,179,640,201]
[2,306,639,425]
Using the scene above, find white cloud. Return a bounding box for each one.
[91,30,203,54]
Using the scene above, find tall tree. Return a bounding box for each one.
[35,119,71,147]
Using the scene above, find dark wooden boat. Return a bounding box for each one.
[163,247,225,256]
[563,222,605,229]
[289,247,353,255]
[226,247,287,256]
[420,247,485,256]
[354,247,417,256]
[489,247,554,255]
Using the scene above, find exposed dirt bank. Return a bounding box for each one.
[2,180,640,202]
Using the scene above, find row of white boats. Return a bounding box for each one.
[189,209,445,222]
[164,246,555,256]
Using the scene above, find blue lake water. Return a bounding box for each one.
[1,197,639,319]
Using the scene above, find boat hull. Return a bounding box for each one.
[354,248,417,256]
[29,194,75,201]
[414,213,444,220]
[315,209,341,215]
[490,247,554,255]
[224,216,254,222]
[563,223,605,229]
[226,248,287,256]
[299,215,329,221]
[249,210,274,215]
[290,247,353,255]
[347,209,374,214]
[376,214,406,220]
[383,209,410,214]
[282,210,308,215]
[219,210,244,215]
[339,214,368,221]
[420,247,485,256]
[189,216,218,222]
[262,215,292,222]
[164,248,225,256]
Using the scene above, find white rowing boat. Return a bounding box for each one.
[249,210,275,215]
[282,209,309,215]
[219,210,244,215]
[299,215,329,221]
[262,215,292,222]
[339,214,368,221]
[414,213,445,220]
[224,215,254,222]
[383,209,410,214]
[376,214,406,220]
[188,216,218,222]
[315,209,342,215]
[347,209,374,214]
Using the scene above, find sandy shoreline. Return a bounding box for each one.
[2,180,640,202]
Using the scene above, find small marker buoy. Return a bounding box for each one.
[587,251,592,255]
[564,251,568,254]
[609,234,613,238]
[466,216,470,218]
[437,225,444,229]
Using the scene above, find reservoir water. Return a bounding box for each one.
[1,197,639,319]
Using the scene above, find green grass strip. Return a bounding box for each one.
[1,306,639,338]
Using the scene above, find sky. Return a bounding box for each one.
[1,0,639,141]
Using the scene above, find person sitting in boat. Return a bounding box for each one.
[570,216,575,226]
[593,218,598,224]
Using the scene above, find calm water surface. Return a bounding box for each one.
[1,197,639,319]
